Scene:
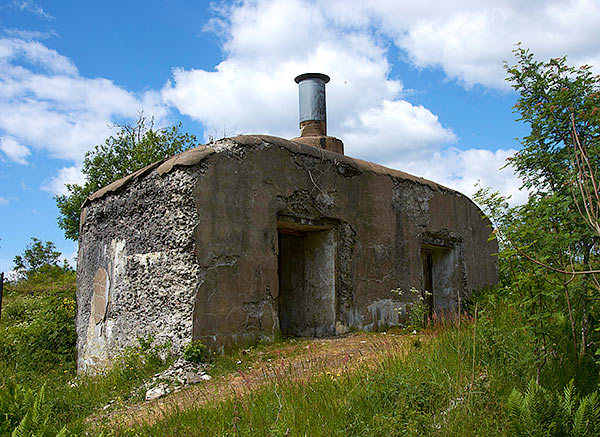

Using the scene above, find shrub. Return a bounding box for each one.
[0,293,76,371]
[182,340,208,364]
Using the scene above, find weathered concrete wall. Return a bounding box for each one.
[76,166,203,372]
[77,134,498,369]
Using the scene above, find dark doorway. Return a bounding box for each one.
[277,216,336,337]
[421,250,434,316]
[421,244,457,313]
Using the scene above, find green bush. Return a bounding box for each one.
[0,379,36,435]
[10,384,68,437]
[0,293,76,371]
[182,340,208,364]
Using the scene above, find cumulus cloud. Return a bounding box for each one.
[321,0,600,88]
[163,0,456,166]
[343,100,457,163]
[0,37,169,170]
[388,147,527,206]
[41,165,85,196]
[162,0,522,200]
[7,0,598,202]
[166,0,600,200]
[0,136,30,164]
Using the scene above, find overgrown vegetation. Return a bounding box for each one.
[182,340,209,364]
[123,295,534,436]
[508,380,600,436]
[475,46,600,375]
[0,239,171,435]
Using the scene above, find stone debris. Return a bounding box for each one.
[141,358,210,402]
[145,384,170,401]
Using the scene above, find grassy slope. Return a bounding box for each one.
[4,286,587,436]
[113,298,535,436]
[0,277,172,436]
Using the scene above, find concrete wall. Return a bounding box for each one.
[76,135,498,370]
[76,166,202,372]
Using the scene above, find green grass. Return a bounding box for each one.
[0,332,171,435]
[117,296,538,436]
[2,283,598,436]
[0,281,171,436]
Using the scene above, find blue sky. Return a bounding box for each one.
[1,0,599,273]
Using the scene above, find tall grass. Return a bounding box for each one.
[121,295,537,436]
[4,285,595,435]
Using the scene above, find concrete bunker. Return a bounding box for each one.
[75,72,499,372]
[277,215,336,337]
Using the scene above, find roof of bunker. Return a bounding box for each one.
[82,134,456,208]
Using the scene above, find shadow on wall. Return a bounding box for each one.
[277,215,336,337]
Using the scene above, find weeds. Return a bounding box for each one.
[182,340,208,364]
[391,286,432,329]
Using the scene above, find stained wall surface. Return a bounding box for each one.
[76,135,498,370]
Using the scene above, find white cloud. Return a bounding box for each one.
[0,197,8,205]
[320,0,600,88]
[0,37,170,167]
[2,28,58,41]
[11,0,54,20]
[163,0,455,166]
[0,38,74,75]
[343,100,457,163]
[2,269,18,281]
[168,0,587,200]
[0,135,30,164]
[9,0,594,203]
[42,165,85,196]
[62,247,78,269]
[387,147,527,206]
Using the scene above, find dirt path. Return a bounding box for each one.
[106,331,418,429]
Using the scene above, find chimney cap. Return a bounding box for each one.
[294,73,330,84]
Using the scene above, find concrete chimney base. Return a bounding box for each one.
[291,135,344,154]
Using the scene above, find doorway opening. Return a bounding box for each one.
[277,215,336,337]
[421,243,457,314]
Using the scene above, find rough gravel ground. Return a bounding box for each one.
[104,330,419,429]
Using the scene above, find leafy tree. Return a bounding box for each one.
[55,114,199,240]
[475,46,600,373]
[13,238,69,280]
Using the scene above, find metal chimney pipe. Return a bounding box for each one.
[294,73,330,137]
